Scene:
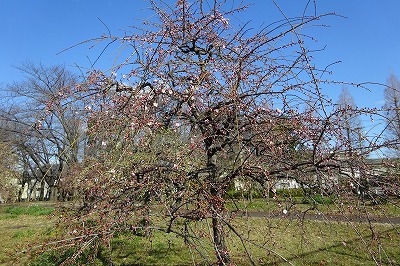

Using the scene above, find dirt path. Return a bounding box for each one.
[237,210,400,225]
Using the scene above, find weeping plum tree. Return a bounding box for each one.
[45,0,397,265]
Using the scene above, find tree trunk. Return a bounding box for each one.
[39,180,45,201]
[27,182,32,202]
[209,159,230,265]
[211,211,230,265]
[31,186,36,201]
[249,183,253,203]
[49,186,58,201]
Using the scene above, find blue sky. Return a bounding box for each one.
[1,0,399,110]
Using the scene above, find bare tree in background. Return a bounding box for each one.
[0,139,19,203]
[336,87,364,153]
[0,62,86,201]
[384,73,400,153]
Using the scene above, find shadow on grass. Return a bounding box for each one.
[271,227,400,266]
[110,235,201,266]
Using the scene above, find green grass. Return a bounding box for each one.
[4,205,55,216]
[0,203,56,266]
[2,201,400,265]
[110,233,198,265]
[12,229,36,239]
[227,217,400,265]
[29,216,400,265]
[226,197,400,217]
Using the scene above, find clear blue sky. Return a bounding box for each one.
[1,0,399,110]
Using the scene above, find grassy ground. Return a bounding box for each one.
[103,217,400,266]
[226,197,400,217]
[0,203,55,266]
[229,217,400,265]
[1,201,399,265]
